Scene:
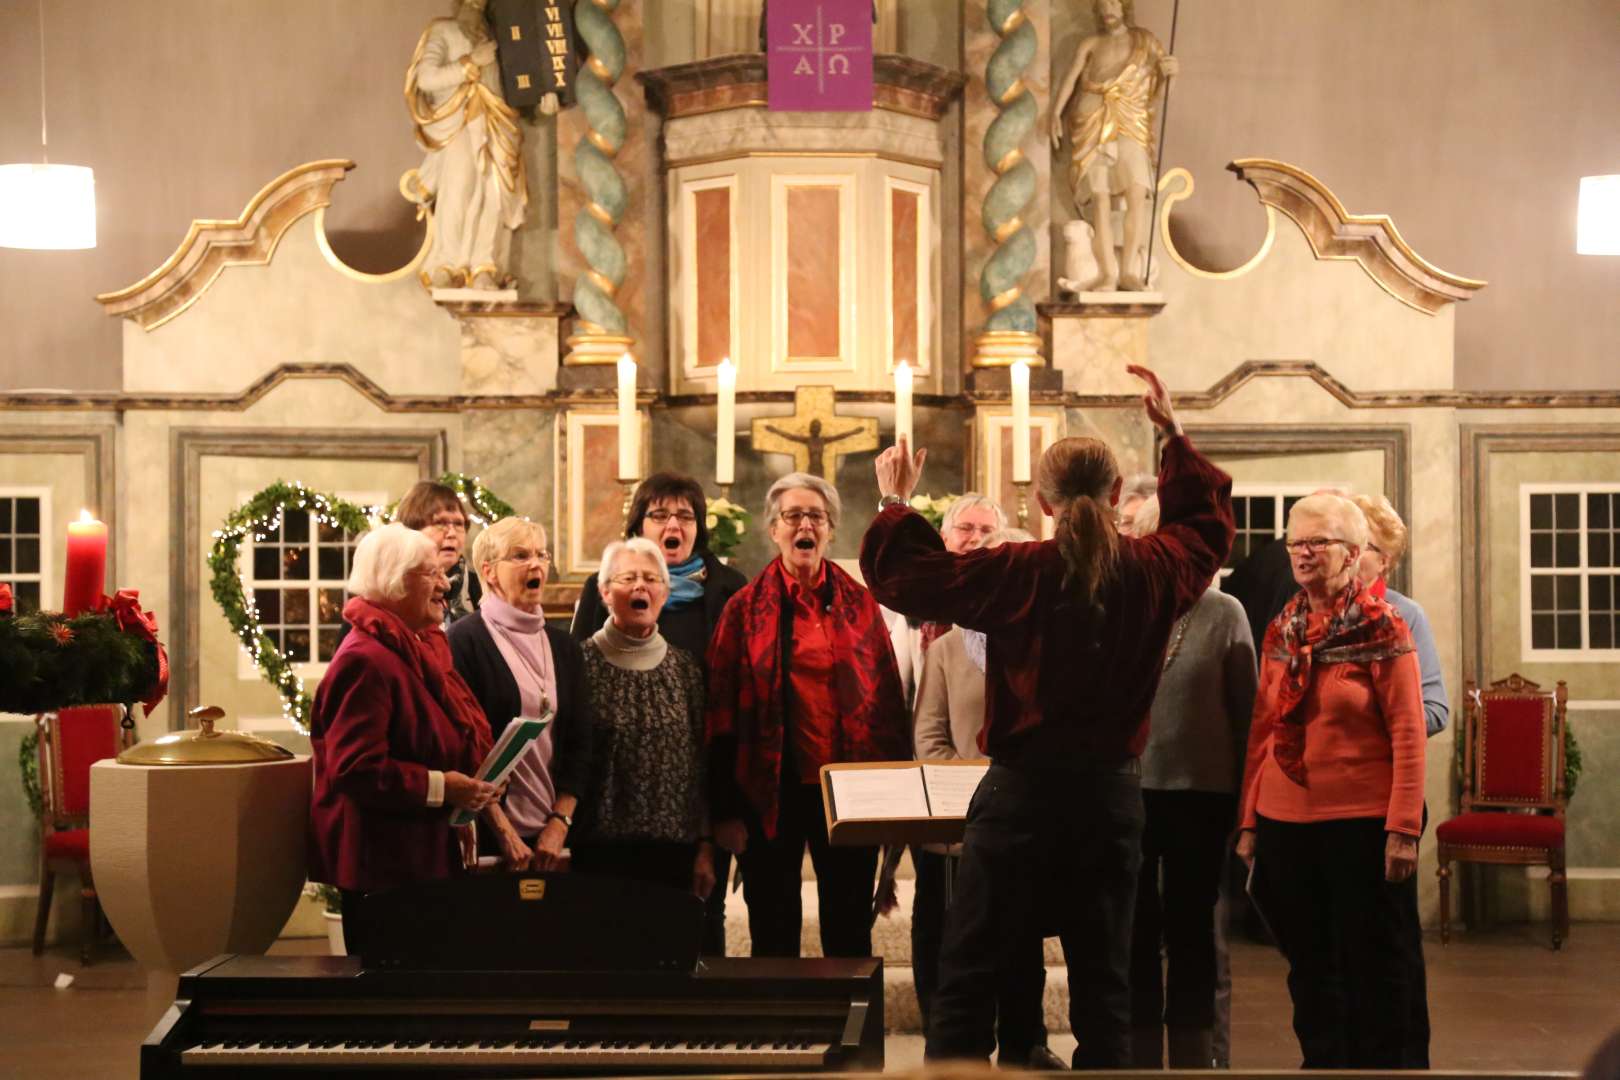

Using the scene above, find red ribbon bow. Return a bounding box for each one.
[106,588,170,715]
[0,582,12,616]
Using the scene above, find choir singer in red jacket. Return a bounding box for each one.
[860,365,1234,1069]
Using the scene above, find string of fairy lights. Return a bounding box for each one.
[207,475,514,733]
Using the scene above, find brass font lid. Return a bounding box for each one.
[117,705,296,765]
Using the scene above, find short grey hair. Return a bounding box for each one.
[347,522,437,602]
[471,516,548,588]
[765,472,842,530]
[598,536,671,596]
[1287,493,1369,548]
[941,492,1007,534]
[1129,494,1161,536]
[1121,474,1158,503]
[985,526,1035,547]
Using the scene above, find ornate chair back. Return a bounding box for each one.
[1461,674,1566,817]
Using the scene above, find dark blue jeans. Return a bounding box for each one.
[926,762,1144,1069]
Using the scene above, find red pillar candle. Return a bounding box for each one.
[63,509,108,616]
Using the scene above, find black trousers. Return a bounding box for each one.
[1403,802,1432,1068]
[739,781,878,958]
[912,846,1048,1060]
[926,763,1144,1069]
[571,840,697,895]
[339,889,370,958]
[1130,790,1236,1039]
[1254,815,1425,1070]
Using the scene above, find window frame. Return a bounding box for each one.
[1223,484,1327,579]
[0,487,52,615]
[1519,482,1620,662]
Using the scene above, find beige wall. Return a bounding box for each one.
[1,0,1615,393]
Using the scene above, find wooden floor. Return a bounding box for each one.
[3,925,1618,1077]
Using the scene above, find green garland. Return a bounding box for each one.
[18,731,41,818]
[0,608,159,715]
[208,474,515,734]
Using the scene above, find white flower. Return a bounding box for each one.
[706,514,719,529]
[736,521,746,534]
[909,495,930,510]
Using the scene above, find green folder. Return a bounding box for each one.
[450,713,552,827]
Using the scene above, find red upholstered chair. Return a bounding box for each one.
[32,705,124,965]
[1435,674,1569,949]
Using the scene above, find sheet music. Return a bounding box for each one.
[921,762,988,818]
[828,767,930,820]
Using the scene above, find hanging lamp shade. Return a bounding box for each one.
[0,162,96,250]
[1576,175,1620,256]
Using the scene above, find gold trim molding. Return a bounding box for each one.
[1155,167,1277,281]
[1229,158,1487,315]
[96,160,356,330]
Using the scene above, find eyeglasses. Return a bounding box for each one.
[422,515,467,533]
[780,509,830,528]
[1284,537,1350,553]
[407,567,451,584]
[950,522,997,538]
[500,548,551,565]
[645,509,697,526]
[608,571,665,587]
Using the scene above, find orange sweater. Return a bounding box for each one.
[1239,614,1426,838]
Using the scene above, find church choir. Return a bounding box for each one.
[308,365,1432,1071]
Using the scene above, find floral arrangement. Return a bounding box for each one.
[706,496,750,559]
[303,881,343,913]
[907,493,961,530]
[208,474,515,734]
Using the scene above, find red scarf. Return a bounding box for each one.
[1262,580,1411,787]
[706,558,908,837]
[343,596,493,762]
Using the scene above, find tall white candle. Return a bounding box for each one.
[894,361,914,450]
[1011,360,1031,484]
[617,353,639,481]
[716,357,736,486]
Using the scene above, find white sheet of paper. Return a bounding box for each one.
[828,767,930,820]
[921,762,989,818]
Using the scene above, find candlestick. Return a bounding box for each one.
[894,360,914,450]
[617,353,640,482]
[1013,480,1031,530]
[63,508,107,616]
[716,357,736,486]
[1010,359,1031,485]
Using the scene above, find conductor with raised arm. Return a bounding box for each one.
[860,366,1234,1069]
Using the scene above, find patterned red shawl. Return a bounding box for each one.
[1262,580,1411,787]
[706,558,908,838]
[343,596,493,762]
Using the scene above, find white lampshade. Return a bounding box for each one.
[1576,175,1620,256]
[0,162,96,249]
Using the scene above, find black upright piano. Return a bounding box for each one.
[140,873,884,1076]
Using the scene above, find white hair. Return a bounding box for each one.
[472,516,548,588]
[347,522,437,602]
[598,536,671,595]
[765,472,842,530]
[941,492,1008,534]
[1121,474,1158,503]
[1287,493,1369,548]
[1129,494,1161,536]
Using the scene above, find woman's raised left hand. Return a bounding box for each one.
[1385,832,1418,882]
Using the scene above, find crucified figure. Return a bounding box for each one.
[764,419,866,478]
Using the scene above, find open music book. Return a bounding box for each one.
[819,760,990,846]
[450,713,552,827]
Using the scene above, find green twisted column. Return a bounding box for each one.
[569,0,631,350]
[975,0,1041,362]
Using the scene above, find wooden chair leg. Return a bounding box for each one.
[1550,862,1569,951]
[1437,861,1451,945]
[32,868,56,956]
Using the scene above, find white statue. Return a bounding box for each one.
[1051,0,1178,292]
[405,0,530,291]
[1056,219,1104,295]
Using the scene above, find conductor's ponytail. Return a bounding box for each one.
[1037,437,1122,629]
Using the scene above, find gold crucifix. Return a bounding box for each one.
[750,386,878,479]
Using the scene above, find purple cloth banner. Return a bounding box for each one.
[767,0,874,112]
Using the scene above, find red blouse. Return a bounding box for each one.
[860,435,1234,767]
[784,563,839,782]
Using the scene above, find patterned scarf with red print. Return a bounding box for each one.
[1263,579,1411,787]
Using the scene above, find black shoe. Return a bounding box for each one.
[1024,1045,1067,1071]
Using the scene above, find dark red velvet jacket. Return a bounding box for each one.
[308,629,484,892]
[706,557,909,837]
[860,435,1235,768]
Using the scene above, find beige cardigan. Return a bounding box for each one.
[912,626,988,854]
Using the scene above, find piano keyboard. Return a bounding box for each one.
[181,1036,834,1069]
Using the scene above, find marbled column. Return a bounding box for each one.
[965,0,1050,374]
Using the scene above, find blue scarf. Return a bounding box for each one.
[664,553,707,611]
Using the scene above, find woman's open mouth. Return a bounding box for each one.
[525,577,543,590]
[794,538,815,551]
[630,598,650,611]
[663,536,681,550]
